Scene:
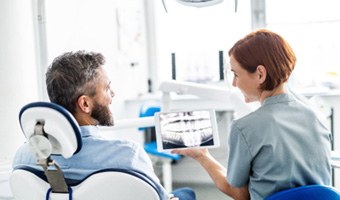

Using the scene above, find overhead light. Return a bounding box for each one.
[175,0,224,8]
[162,0,237,13]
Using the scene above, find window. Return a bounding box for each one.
[266,0,340,93]
[152,0,251,86]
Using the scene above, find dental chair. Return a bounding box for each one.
[10,102,161,200]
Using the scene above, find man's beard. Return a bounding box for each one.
[91,102,114,126]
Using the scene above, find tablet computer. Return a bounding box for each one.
[155,109,220,151]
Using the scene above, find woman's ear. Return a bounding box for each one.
[256,65,267,84]
[76,95,93,114]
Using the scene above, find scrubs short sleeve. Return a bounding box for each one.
[227,122,252,187]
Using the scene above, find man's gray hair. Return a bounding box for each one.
[46,50,105,114]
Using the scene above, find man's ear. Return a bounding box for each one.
[76,95,93,114]
[256,65,267,84]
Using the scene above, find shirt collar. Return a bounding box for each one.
[80,125,101,137]
[261,93,295,106]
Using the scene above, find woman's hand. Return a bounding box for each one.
[171,148,209,161]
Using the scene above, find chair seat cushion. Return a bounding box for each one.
[265,185,340,200]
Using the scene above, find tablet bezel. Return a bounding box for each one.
[154,109,220,152]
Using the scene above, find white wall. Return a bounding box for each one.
[0,0,40,198]
[0,0,39,164]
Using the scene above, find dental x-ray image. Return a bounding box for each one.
[155,109,219,151]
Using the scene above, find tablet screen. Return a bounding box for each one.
[155,109,220,151]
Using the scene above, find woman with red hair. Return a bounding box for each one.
[173,29,331,200]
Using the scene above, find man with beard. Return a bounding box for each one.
[12,51,196,200]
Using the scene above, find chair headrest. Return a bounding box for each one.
[19,102,82,159]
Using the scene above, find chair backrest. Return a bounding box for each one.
[139,104,161,130]
[265,185,340,200]
[139,104,161,143]
[11,101,161,200]
[10,167,160,200]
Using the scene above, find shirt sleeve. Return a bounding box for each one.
[227,121,252,187]
[12,143,37,169]
[131,142,170,199]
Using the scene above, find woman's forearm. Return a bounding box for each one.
[196,152,229,194]
[196,152,250,200]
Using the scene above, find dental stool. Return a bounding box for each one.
[265,185,340,200]
[10,102,161,200]
[139,104,181,192]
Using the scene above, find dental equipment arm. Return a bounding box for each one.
[101,117,155,130]
[159,80,255,119]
